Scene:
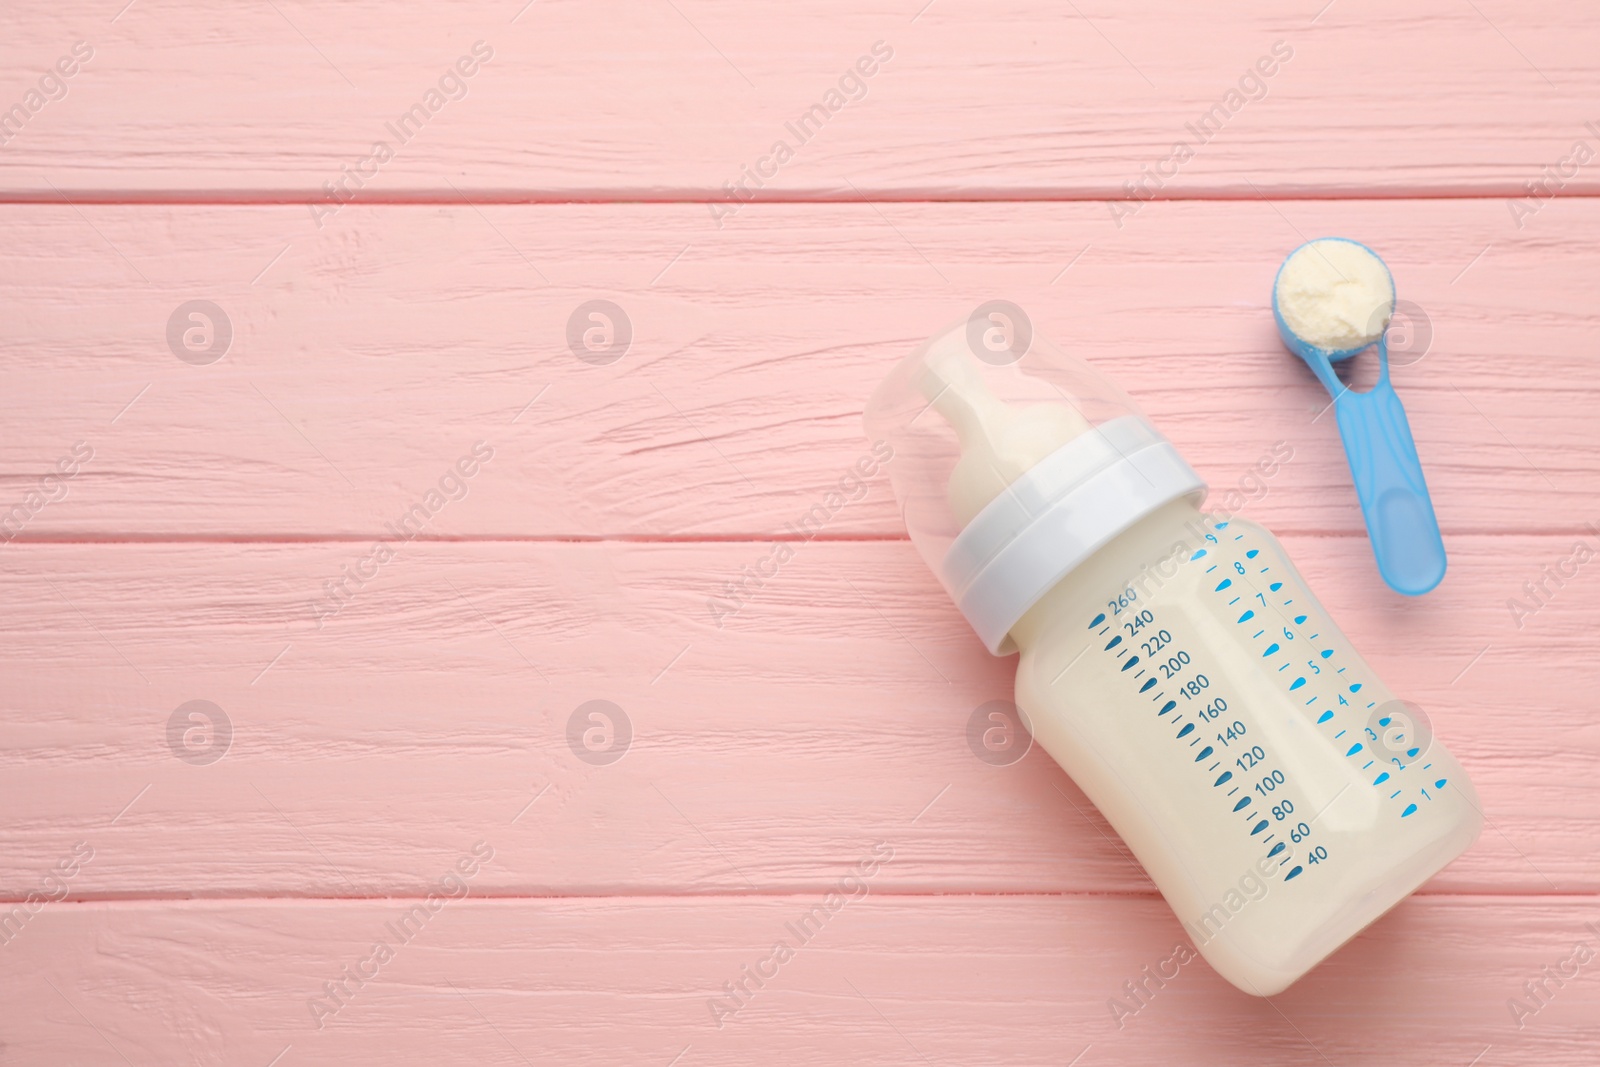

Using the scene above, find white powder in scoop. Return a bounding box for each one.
[1275,239,1394,352]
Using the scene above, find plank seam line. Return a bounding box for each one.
[4,191,1600,207]
[0,529,1579,547]
[4,889,1594,906]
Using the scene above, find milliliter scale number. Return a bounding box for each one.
[1190,520,1338,882]
[1091,561,1318,886]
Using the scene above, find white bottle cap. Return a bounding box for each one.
[864,318,1207,655]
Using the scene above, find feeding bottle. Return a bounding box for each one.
[864,319,1482,995]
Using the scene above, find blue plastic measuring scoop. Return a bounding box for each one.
[1272,238,1446,596]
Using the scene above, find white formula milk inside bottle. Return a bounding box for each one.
[864,320,1482,995]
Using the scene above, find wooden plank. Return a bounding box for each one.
[1,199,1595,539]
[0,536,1591,899]
[1,1,1597,199]
[3,894,1596,1065]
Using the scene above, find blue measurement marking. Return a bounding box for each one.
[1199,522,1414,856]
[1389,790,1402,799]
[1105,636,1122,650]
[1334,730,1346,739]
[1217,522,1230,529]
[1177,723,1194,738]
[1158,701,1175,715]
[1121,656,1140,672]
[1401,803,1418,817]
[1196,745,1213,760]
[1138,677,1156,692]
[1435,778,1448,788]
[1284,866,1304,881]
[1193,549,1208,559]
[1089,613,1106,628]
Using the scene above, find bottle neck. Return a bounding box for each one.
[1006,498,1210,653]
[940,417,1208,655]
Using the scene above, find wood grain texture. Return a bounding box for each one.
[1,199,1596,539]
[1,536,1591,899]
[4,895,1598,1066]
[0,1,1597,199]
[4,0,1598,1059]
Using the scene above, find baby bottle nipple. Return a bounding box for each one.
[918,342,1089,524]
[867,323,1206,654]
[1272,239,1447,596]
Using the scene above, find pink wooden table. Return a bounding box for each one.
[2,2,1598,1063]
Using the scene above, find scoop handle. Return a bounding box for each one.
[1333,361,1446,595]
